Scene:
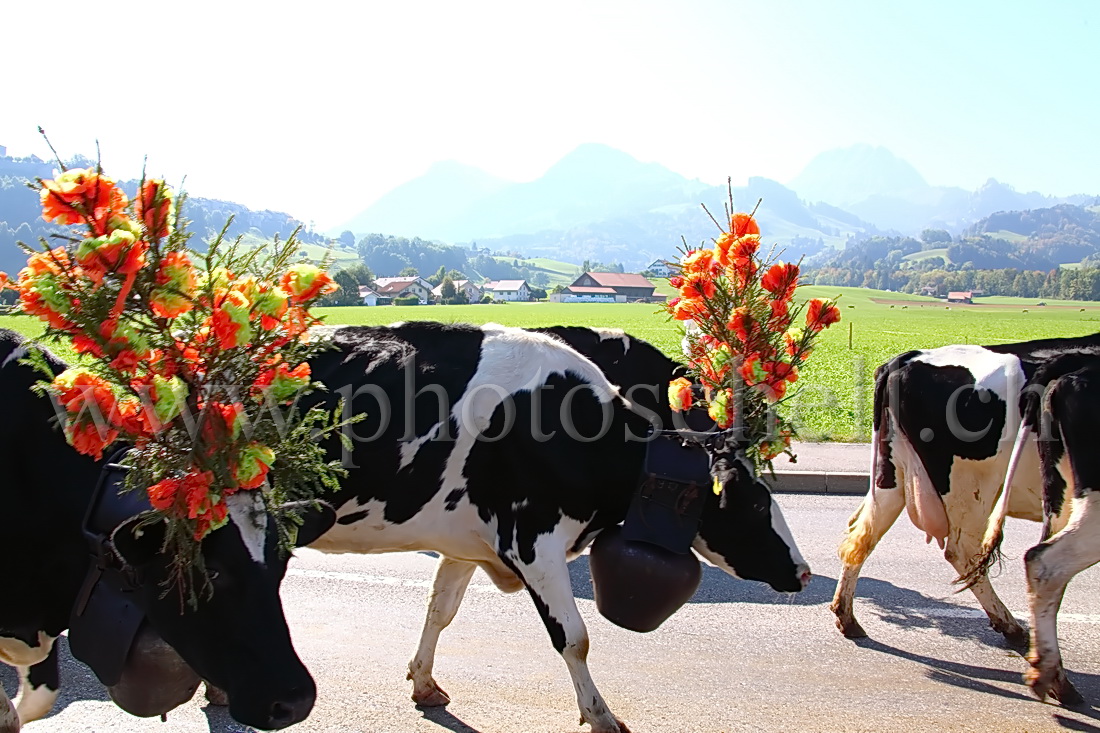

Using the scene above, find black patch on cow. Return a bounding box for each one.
[872,351,920,489]
[888,361,1006,496]
[527,589,567,654]
[444,489,465,511]
[26,643,60,692]
[1045,364,1100,505]
[337,510,369,525]
[0,329,106,650]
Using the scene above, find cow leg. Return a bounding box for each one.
[1023,495,1100,705]
[831,486,906,638]
[408,557,477,707]
[943,527,1028,647]
[508,551,627,733]
[13,645,58,725]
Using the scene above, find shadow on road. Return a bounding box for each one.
[855,637,1100,729]
[417,705,484,733]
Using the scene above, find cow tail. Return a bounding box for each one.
[957,418,1031,589]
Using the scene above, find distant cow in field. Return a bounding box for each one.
[830,334,1100,670]
[303,322,809,733]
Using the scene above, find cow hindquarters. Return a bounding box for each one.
[831,483,905,638]
[1024,493,1100,705]
[408,557,477,707]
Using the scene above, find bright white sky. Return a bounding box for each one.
[4,0,1098,231]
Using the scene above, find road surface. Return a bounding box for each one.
[10,492,1100,733]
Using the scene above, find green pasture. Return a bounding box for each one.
[5,284,1100,442]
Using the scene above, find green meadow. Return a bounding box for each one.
[5,284,1099,441]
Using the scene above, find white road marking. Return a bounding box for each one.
[893,606,1100,624]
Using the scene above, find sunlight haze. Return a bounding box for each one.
[4,0,1097,230]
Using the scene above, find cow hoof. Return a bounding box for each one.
[1000,626,1029,651]
[411,680,450,708]
[588,718,631,733]
[1024,664,1056,702]
[204,683,229,707]
[1051,673,1085,706]
[834,616,867,639]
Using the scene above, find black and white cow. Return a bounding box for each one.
[971,354,1100,704]
[830,334,1100,653]
[0,329,334,732]
[303,322,809,733]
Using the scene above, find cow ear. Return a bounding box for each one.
[111,516,168,568]
[279,501,336,547]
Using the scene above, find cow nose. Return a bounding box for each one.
[797,564,812,590]
[265,686,315,729]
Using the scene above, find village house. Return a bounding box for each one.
[946,291,973,304]
[357,285,383,306]
[482,280,531,302]
[431,279,482,303]
[645,259,677,278]
[373,276,433,304]
[563,272,661,302]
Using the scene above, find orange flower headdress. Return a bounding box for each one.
[1,150,353,599]
[665,189,840,481]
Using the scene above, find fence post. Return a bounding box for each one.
[848,321,853,350]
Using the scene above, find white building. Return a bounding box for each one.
[482,279,531,302]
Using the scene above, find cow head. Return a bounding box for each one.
[110,494,335,729]
[691,434,810,593]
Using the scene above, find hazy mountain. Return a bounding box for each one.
[475,176,882,269]
[790,145,1096,235]
[334,160,509,239]
[789,144,930,208]
[338,143,710,243]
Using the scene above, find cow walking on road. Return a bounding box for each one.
[830,335,1100,654]
[304,323,809,733]
[968,356,1100,704]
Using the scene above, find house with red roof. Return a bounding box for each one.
[563,272,661,302]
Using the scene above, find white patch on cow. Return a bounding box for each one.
[770,497,806,567]
[912,345,1023,405]
[227,491,268,565]
[14,666,56,725]
[594,328,630,352]
[398,422,444,470]
[0,633,52,668]
[1,345,27,369]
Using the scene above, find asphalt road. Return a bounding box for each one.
[10,491,1100,733]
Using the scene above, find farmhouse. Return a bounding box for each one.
[946,291,973,304]
[564,272,660,302]
[374,277,433,303]
[482,280,531,301]
[357,285,384,306]
[431,279,482,303]
[646,259,677,278]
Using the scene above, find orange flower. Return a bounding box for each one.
[727,307,757,344]
[761,263,799,301]
[681,276,716,301]
[0,272,9,290]
[66,420,118,461]
[280,264,338,304]
[212,289,253,349]
[147,475,182,511]
[40,169,129,234]
[668,296,705,322]
[730,212,760,238]
[192,498,229,540]
[768,298,791,330]
[75,230,148,284]
[134,179,174,239]
[668,376,693,412]
[806,298,842,333]
[680,248,716,276]
[707,388,735,429]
